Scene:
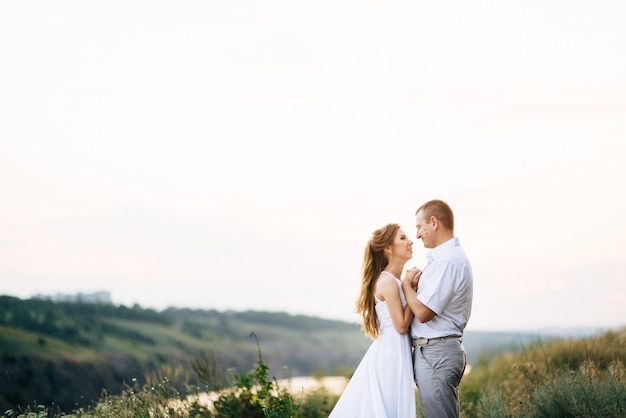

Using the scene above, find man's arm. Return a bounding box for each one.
[402,278,436,323]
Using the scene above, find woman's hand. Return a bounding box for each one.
[403,267,422,290]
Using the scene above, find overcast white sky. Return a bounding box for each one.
[1,1,625,331]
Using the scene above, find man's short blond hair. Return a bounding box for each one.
[416,199,454,232]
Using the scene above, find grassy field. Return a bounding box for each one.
[2,295,623,416]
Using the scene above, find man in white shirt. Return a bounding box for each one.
[402,199,473,418]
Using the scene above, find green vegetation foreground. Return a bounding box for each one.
[4,327,626,417]
[459,327,626,418]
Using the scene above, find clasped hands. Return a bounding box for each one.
[402,267,422,291]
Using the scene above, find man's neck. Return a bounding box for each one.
[434,232,454,247]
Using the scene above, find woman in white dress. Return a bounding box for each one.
[329,223,420,418]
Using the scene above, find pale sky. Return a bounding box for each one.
[1,1,625,331]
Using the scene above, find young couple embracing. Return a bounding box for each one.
[329,199,474,418]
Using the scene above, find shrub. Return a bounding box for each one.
[527,360,626,418]
[461,328,626,418]
[211,332,298,418]
[294,386,338,418]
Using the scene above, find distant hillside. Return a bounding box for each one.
[0,295,370,413]
[0,295,609,414]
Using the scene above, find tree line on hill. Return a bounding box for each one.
[0,295,369,414]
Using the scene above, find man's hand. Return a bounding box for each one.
[403,267,422,290]
[402,267,436,323]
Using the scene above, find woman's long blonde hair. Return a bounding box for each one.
[355,223,399,339]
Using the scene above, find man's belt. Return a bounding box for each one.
[412,335,461,347]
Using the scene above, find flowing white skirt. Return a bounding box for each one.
[329,302,416,417]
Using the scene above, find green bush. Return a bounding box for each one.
[460,328,626,418]
[211,332,297,418]
[528,361,626,418]
[294,386,338,418]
